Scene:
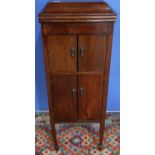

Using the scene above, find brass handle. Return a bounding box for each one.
[70,48,75,57]
[80,47,84,57]
[72,88,76,97]
[80,87,84,96]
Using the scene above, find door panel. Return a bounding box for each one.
[47,35,77,73]
[78,35,106,72]
[52,75,77,121]
[78,75,103,120]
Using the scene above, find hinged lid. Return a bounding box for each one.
[39,2,117,23]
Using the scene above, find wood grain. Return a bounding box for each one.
[99,25,114,150]
[78,35,106,72]
[51,75,77,121]
[41,25,58,150]
[78,75,103,120]
[47,35,77,73]
[39,2,117,23]
[46,23,113,35]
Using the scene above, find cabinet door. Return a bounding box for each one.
[78,75,103,120]
[52,75,77,121]
[47,35,77,73]
[78,35,106,72]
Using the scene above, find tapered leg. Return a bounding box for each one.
[51,127,58,151]
[98,117,106,151]
[50,112,58,151]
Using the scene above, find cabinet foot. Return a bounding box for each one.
[98,144,103,151]
[54,145,59,151]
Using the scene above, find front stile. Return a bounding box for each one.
[41,24,58,150]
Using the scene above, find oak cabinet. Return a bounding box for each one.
[39,2,116,150]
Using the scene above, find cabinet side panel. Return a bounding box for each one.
[99,24,114,146]
[101,24,114,119]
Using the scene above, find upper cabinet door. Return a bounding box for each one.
[47,35,77,73]
[78,35,106,72]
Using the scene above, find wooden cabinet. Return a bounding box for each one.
[39,2,116,150]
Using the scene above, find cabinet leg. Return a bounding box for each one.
[51,127,58,151]
[98,118,106,151]
[50,113,58,151]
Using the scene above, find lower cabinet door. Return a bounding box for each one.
[52,75,77,121]
[78,75,103,120]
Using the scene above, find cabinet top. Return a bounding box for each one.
[39,2,117,23]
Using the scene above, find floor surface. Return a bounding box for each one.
[35,112,120,155]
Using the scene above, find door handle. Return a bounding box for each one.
[72,88,77,97]
[70,48,75,57]
[79,87,84,96]
[80,47,84,57]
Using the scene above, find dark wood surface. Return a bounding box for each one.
[41,25,58,150]
[39,2,116,151]
[52,75,77,121]
[39,2,117,23]
[45,23,113,35]
[78,75,103,120]
[43,2,114,14]
[47,35,77,73]
[99,25,114,150]
[78,35,106,72]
